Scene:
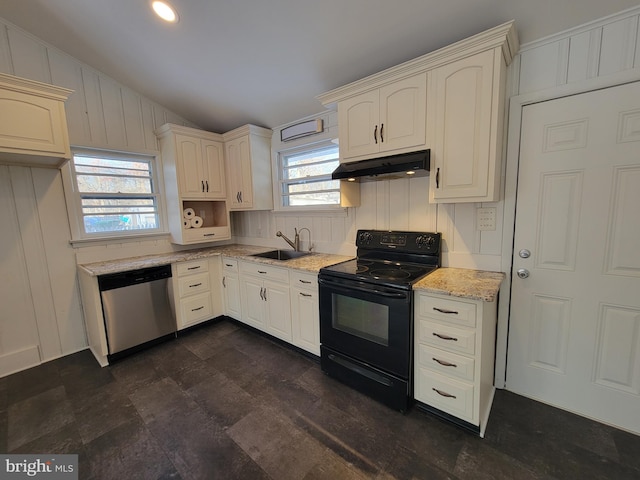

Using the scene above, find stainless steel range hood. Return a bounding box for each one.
[331,149,430,182]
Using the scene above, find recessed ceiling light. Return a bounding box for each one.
[152,1,179,23]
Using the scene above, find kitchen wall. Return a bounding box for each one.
[1,6,639,377]
[0,17,196,376]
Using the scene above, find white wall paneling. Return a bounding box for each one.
[0,16,198,376]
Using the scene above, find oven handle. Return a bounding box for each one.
[318,278,408,299]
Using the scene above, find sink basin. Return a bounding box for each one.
[251,250,310,261]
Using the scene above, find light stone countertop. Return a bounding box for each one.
[78,244,353,276]
[414,267,505,302]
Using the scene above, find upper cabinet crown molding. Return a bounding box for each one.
[0,72,73,168]
[317,20,518,107]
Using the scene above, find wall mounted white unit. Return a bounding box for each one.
[280,119,323,142]
[0,73,72,168]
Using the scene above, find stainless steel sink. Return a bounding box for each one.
[251,249,310,261]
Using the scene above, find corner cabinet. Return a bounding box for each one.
[413,292,497,437]
[223,125,273,211]
[0,73,72,168]
[318,21,518,204]
[337,73,427,162]
[156,123,231,245]
[429,49,506,203]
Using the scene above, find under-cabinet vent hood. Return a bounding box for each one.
[331,149,430,182]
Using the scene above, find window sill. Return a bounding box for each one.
[270,206,349,217]
[69,231,171,247]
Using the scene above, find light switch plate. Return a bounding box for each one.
[477,207,496,231]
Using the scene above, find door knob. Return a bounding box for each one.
[519,249,531,259]
[517,268,530,279]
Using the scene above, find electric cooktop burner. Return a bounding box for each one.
[319,230,442,289]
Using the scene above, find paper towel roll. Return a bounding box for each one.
[183,207,195,219]
[183,219,190,229]
[190,216,203,228]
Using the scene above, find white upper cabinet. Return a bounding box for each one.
[429,49,505,203]
[223,124,273,211]
[160,127,226,200]
[319,21,518,203]
[0,73,72,168]
[338,73,427,162]
[156,123,231,245]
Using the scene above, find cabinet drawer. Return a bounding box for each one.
[418,319,476,355]
[417,344,475,382]
[176,259,209,276]
[180,291,213,326]
[222,257,238,272]
[290,271,317,289]
[418,294,477,328]
[240,261,289,283]
[183,226,230,243]
[416,368,474,422]
[177,271,210,297]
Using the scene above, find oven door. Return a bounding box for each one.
[318,275,412,378]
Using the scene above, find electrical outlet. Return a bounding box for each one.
[477,207,496,231]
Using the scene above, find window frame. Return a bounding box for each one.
[274,140,343,212]
[62,147,168,242]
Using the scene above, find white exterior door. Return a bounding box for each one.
[507,82,640,433]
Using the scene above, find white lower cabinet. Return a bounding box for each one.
[221,257,241,320]
[289,271,320,355]
[239,261,291,342]
[414,291,497,437]
[172,258,222,330]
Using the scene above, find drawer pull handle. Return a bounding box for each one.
[300,293,312,297]
[299,279,312,284]
[203,234,216,237]
[433,307,459,315]
[187,266,201,270]
[432,357,457,368]
[189,283,202,288]
[432,388,456,399]
[225,263,234,267]
[433,332,458,341]
[258,270,267,274]
[191,306,204,312]
[222,277,226,287]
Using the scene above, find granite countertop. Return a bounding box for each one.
[414,267,505,302]
[78,244,353,276]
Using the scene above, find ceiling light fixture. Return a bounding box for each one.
[151,1,179,23]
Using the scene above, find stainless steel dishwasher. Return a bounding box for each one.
[98,264,176,361]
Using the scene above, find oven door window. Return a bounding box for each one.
[332,294,389,346]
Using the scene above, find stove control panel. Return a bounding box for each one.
[356,230,441,254]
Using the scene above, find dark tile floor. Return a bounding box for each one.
[2,319,639,479]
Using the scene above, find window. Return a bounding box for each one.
[278,143,341,208]
[64,149,164,239]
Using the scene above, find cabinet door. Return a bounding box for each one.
[430,50,495,201]
[379,73,427,154]
[240,276,265,329]
[222,273,241,320]
[338,89,380,160]
[175,134,206,197]
[202,139,226,198]
[226,136,254,208]
[291,287,319,355]
[264,280,292,342]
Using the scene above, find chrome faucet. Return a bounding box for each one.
[276,228,299,251]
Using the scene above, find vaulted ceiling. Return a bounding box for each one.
[1,1,638,132]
